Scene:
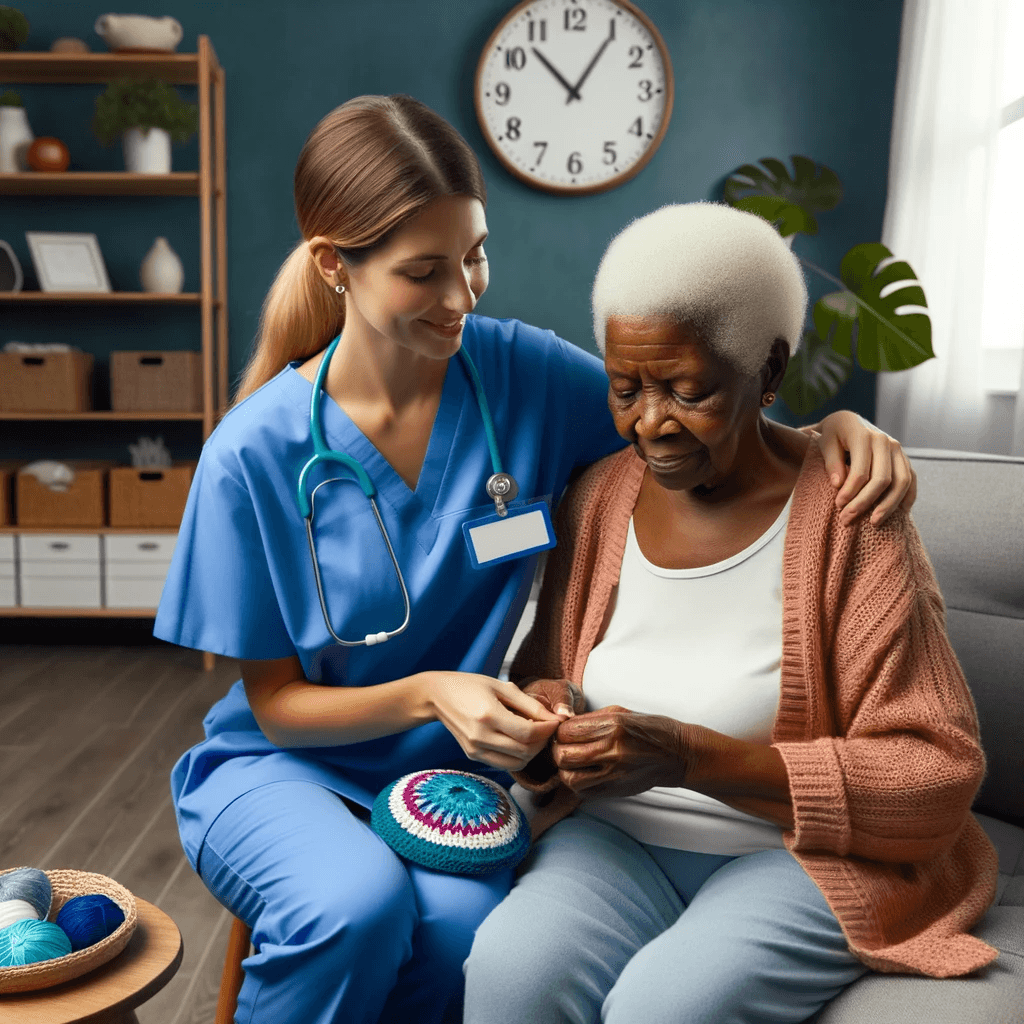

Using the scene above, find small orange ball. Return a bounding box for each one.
[27,137,71,173]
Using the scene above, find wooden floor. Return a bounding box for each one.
[0,641,241,1024]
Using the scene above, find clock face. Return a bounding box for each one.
[475,0,673,195]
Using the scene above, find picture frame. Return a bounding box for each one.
[26,231,112,293]
[0,239,23,293]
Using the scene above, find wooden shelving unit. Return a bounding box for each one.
[0,38,227,663]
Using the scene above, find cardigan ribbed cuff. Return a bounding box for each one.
[775,738,852,856]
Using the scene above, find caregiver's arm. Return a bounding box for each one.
[242,656,562,772]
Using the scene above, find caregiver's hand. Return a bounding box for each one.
[550,705,694,799]
[426,672,564,772]
[810,411,917,527]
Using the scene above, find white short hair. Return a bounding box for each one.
[591,202,808,375]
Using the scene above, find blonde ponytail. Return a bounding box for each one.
[233,242,343,405]
[231,94,486,408]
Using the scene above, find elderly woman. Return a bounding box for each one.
[462,203,999,1024]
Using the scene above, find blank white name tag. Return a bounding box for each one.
[462,503,556,569]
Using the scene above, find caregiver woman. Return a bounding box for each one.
[154,96,916,1024]
[463,202,999,1024]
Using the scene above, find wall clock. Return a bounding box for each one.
[474,0,674,196]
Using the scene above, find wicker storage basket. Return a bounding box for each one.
[110,351,202,413]
[15,461,110,528]
[108,463,195,527]
[0,866,138,994]
[0,351,93,413]
[0,462,19,527]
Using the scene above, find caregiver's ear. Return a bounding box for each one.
[761,338,790,396]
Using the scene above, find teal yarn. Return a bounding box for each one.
[0,868,51,920]
[0,919,72,966]
[371,770,531,875]
[0,899,40,931]
[56,894,125,952]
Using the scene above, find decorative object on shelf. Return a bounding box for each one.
[26,231,112,293]
[19,460,75,492]
[474,0,673,196]
[50,36,89,54]
[93,77,198,174]
[722,155,934,416]
[94,13,182,53]
[26,136,70,173]
[128,435,172,468]
[0,6,29,52]
[140,236,184,293]
[2,341,73,351]
[0,89,33,172]
[0,239,22,292]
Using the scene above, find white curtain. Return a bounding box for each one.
[875,0,1014,452]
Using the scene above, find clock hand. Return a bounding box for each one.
[530,47,582,102]
[567,23,615,104]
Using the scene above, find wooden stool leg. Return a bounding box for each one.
[214,916,251,1024]
[203,651,216,671]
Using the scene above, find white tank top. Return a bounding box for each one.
[578,498,792,854]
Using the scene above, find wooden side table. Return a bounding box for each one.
[0,898,182,1023]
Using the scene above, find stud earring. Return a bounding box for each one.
[335,283,346,294]
[762,392,776,406]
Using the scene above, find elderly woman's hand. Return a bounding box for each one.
[811,411,917,527]
[550,705,695,799]
[520,677,586,719]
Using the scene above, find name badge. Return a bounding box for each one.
[462,501,556,569]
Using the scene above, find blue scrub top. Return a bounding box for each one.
[155,315,625,868]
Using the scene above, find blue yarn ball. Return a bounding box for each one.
[0,919,72,966]
[0,868,51,921]
[55,894,125,952]
[371,769,531,875]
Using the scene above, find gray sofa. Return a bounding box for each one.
[810,448,1024,1023]
[503,447,1024,1022]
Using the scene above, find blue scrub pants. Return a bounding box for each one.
[197,780,513,1024]
[463,813,871,1024]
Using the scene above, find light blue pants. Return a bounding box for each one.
[463,813,871,1024]
[197,780,514,1024]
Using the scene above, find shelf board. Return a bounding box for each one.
[0,172,203,196]
[0,291,204,304]
[0,526,178,534]
[0,51,205,85]
[0,606,156,617]
[0,411,205,421]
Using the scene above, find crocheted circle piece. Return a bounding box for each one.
[371,770,531,875]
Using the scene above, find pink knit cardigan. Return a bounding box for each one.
[509,444,999,978]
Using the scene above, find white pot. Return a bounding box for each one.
[140,237,184,293]
[0,106,34,173]
[122,127,171,174]
[94,14,183,52]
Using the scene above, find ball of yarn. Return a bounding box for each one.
[0,919,72,966]
[371,769,531,875]
[0,899,40,931]
[0,868,51,920]
[55,893,125,952]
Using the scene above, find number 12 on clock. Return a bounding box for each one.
[474,0,674,196]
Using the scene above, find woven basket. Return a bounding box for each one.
[0,867,138,994]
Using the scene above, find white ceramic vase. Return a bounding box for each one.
[0,105,34,172]
[140,237,184,293]
[94,14,183,52]
[122,127,171,174]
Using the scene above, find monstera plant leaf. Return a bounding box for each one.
[778,329,853,417]
[722,156,843,237]
[812,243,933,372]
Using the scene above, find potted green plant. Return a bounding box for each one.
[0,6,29,52]
[92,78,198,174]
[0,89,34,172]
[721,156,934,417]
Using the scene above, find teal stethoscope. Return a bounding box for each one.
[297,332,519,649]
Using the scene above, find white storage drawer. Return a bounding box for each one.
[0,534,14,560]
[105,577,168,609]
[0,578,15,607]
[104,533,178,564]
[19,532,101,608]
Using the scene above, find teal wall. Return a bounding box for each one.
[3,0,904,463]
